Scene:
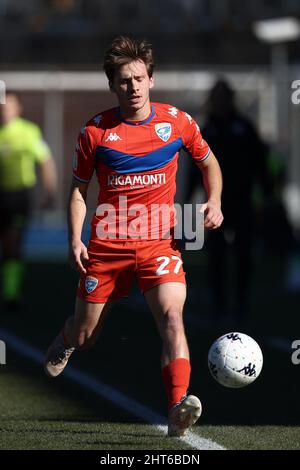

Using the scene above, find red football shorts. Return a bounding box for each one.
[77,235,186,303]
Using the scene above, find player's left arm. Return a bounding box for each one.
[196,153,224,230]
[180,110,223,230]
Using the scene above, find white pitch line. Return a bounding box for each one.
[0,327,225,451]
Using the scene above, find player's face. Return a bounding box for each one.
[110,60,154,120]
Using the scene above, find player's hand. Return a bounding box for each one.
[69,240,89,275]
[199,201,224,230]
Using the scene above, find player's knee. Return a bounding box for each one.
[164,309,184,335]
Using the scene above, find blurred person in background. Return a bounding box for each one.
[188,79,274,324]
[0,92,57,312]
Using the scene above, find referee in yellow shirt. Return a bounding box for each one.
[0,92,57,311]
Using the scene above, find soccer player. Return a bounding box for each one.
[44,36,223,437]
[0,92,57,311]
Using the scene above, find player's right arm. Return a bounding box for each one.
[68,122,96,274]
[68,180,89,275]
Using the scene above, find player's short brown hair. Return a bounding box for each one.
[103,36,154,84]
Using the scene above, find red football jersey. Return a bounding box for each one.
[72,102,211,240]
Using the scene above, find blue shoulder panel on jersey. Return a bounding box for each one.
[95,138,183,173]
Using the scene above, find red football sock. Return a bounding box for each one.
[162,358,191,410]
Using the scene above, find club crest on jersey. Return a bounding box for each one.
[85,276,98,294]
[155,123,172,142]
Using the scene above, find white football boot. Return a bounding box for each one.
[44,332,75,377]
[168,395,202,437]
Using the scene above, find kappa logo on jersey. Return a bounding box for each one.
[168,107,178,118]
[85,276,98,294]
[105,132,122,142]
[93,114,102,126]
[155,123,172,142]
[185,112,193,124]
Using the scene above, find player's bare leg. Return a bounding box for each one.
[145,282,188,366]
[64,297,113,349]
[44,298,112,377]
[145,282,202,436]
